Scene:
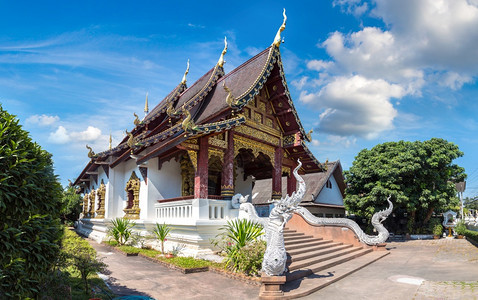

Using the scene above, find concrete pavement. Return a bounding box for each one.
[88,238,478,300]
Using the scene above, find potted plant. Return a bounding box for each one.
[433,224,443,239]
[455,221,466,239]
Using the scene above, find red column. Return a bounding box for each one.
[221,131,234,200]
[287,164,297,196]
[194,136,209,199]
[271,147,283,200]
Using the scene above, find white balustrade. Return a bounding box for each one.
[155,198,233,221]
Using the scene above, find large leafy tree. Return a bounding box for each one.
[0,105,63,298]
[344,138,465,229]
[60,185,83,224]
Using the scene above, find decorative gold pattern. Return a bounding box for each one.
[144,92,149,114]
[124,172,140,219]
[208,148,224,163]
[134,113,141,126]
[233,135,275,166]
[210,136,227,148]
[266,118,273,128]
[283,134,295,146]
[234,124,280,146]
[96,181,106,218]
[187,150,198,172]
[259,101,266,112]
[125,129,137,149]
[83,194,89,216]
[223,81,239,108]
[253,111,262,123]
[89,189,96,217]
[282,166,291,176]
[245,119,281,138]
[180,154,194,196]
[285,121,290,126]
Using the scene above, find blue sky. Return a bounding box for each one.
[1,0,478,199]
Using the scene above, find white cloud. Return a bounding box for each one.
[333,0,369,16]
[26,114,59,126]
[301,75,402,139]
[70,126,102,142]
[48,126,70,144]
[291,76,309,90]
[245,46,261,57]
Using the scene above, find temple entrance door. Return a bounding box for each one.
[235,148,273,182]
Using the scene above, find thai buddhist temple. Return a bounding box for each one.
[73,11,337,254]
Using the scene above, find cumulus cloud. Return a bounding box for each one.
[26,114,59,126]
[297,0,478,139]
[301,75,401,139]
[48,125,103,144]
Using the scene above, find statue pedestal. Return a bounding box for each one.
[259,274,286,299]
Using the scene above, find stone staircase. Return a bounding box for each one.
[277,228,389,299]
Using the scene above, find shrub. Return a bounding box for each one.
[108,217,135,245]
[218,219,264,272]
[153,223,172,254]
[60,185,83,224]
[234,240,267,276]
[455,221,467,236]
[0,106,63,298]
[433,224,444,237]
[464,229,478,243]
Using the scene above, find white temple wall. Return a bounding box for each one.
[148,157,182,220]
[111,163,126,218]
[315,175,343,206]
[234,166,253,197]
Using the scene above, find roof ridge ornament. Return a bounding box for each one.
[144,93,149,115]
[217,36,228,67]
[181,59,190,85]
[223,81,239,109]
[109,133,112,150]
[86,144,95,158]
[272,8,287,47]
[133,112,141,126]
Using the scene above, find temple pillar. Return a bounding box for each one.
[221,131,234,200]
[272,147,283,200]
[287,165,297,196]
[195,136,209,199]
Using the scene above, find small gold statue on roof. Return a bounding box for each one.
[306,129,313,141]
[133,113,141,126]
[86,144,95,158]
[181,59,190,85]
[223,81,239,108]
[125,129,136,149]
[181,106,198,133]
[273,8,287,47]
[217,37,228,67]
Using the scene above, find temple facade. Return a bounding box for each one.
[74,16,331,255]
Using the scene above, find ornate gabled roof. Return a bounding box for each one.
[74,13,323,186]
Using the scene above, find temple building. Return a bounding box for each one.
[74,13,342,255]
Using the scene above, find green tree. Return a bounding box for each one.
[464,197,478,211]
[0,105,64,298]
[344,138,465,231]
[60,185,83,224]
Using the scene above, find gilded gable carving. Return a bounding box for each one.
[124,171,140,219]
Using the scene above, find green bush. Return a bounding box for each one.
[433,224,444,237]
[0,106,63,298]
[108,217,135,245]
[217,219,264,272]
[464,229,478,243]
[234,240,266,276]
[455,221,467,236]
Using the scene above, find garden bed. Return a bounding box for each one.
[102,242,139,256]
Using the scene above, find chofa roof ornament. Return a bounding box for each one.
[272,8,287,47]
[217,36,228,67]
[181,59,190,85]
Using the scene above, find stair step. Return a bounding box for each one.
[288,246,366,272]
[285,239,333,251]
[287,244,353,263]
[284,235,314,241]
[281,251,390,299]
[283,232,305,238]
[284,237,323,246]
[287,241,343,256]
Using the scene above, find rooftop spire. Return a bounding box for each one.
[181,59,190,84]
[109,133,112,150]
[217,36,228,67]
[144,92,149,115]
[272,8,287,47]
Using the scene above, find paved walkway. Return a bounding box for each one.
[88,238,478,300]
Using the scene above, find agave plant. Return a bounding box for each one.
[153,223,172,254]
[108,218,135,245]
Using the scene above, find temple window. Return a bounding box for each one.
[124,171,141,219]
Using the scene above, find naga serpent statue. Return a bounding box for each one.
[262,159,306,276]
[238,160,393,276]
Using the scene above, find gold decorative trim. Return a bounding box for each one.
[233,135,275,166]
[282,166,291,176]
[208,148,224,163]
[272,8,287,47]
[235,123,280,146]
[217,37,228,67]
[245,119,281,138]
[89,189,96,217]
[83,194,89,216]
[210,136,227,148]
[187,150,198,172]
[124,171,140,219]
[96,181,106,218]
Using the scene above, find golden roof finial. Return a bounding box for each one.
[181,59,190,84]
[109,133,112,150]
[144,92,149,114]
[217,36,228,67]
[272,8,287,47]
